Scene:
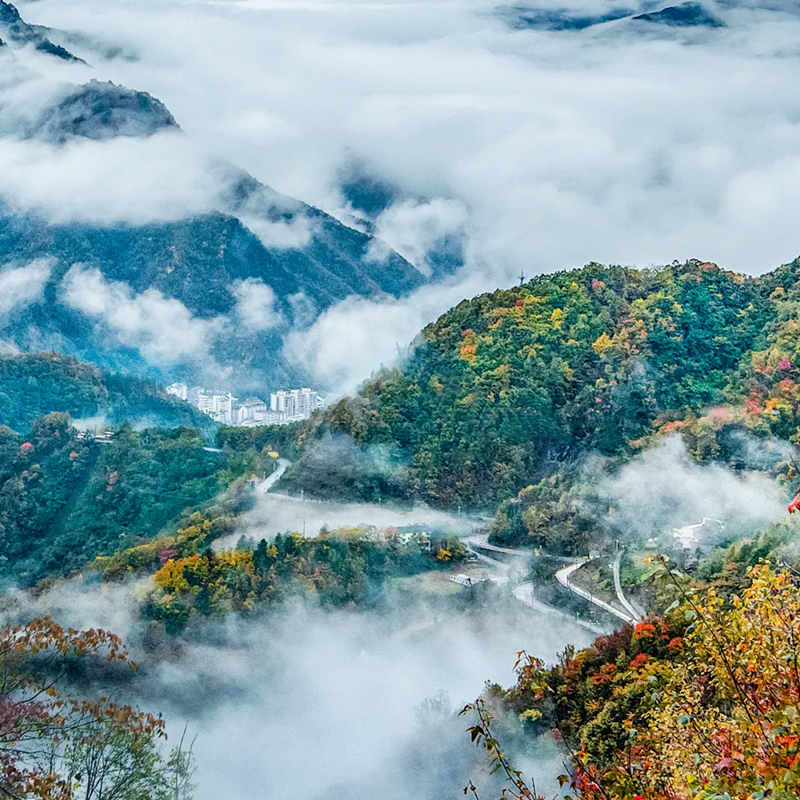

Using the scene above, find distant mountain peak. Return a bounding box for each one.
[497,1,726,32]
[32,80,180,143]
[633,2,725,27]
[0,0,81,60]
[497,5,635,31]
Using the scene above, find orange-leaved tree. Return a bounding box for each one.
[0,616,194,800]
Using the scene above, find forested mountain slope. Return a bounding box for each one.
[0,414,225,586]
[0,0,78,60]
[0,0,426,391]
[0,351,209,433]
[0,196,423,388]
[282,258,800,507]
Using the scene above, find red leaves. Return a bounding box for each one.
[591,278,605,293]
[0,617,161,800]
[591,663,617,687]
[633,621,657,640]
[667,636,684,652]
[713,757,733,775]
[158,546,179,565]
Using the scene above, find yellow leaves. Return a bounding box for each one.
[637,564,800,797]
[153,558,192,592]
[460,343,478,361]
[460,329,478,361]
[592,332,613,355]
[550,308,566,330]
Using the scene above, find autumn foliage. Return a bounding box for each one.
[476,564,800,800]
[0,617,192,800]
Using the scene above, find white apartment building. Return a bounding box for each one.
[270,388,321,421]
[166,382,188,401]
[190,388,237,425]
[169,382,324,427]
[234,398,269,426]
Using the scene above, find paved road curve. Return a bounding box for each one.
[613,550,644,621]
[464,535,612,634]
[258,458,291,493]
[555,560,638,624]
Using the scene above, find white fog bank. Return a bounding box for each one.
[8,0,800,391]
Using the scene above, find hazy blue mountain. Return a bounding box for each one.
[498,1,726,32]
[497,6,634,31]
[633,2,725,26]
[31,81,179,142]
[339,163,400,220]
[0,187,426,389]
[0,2,430,392]
[0,0,79,60]
[337,160,466,281]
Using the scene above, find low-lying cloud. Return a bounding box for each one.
[238,213,314,251]
[231,278,284,332]
[4,0,800,390]
[596,435,791,544]
[369,197,469,278]
[218,491,480,550]
[283,273,487,393]
[0,554,593,800]
[0,258,52,316]
[0,134,220,225]
[62,265,225,366]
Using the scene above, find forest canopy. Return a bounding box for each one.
[282,259,800,512]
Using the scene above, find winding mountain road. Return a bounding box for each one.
[555,560,638,625]
[257,458,291,493]
[464,535,612,634]
[466,534,643,627]
[613,550,645,621]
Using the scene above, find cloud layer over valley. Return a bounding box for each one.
[4,0,800,393]
[0,550,592,800]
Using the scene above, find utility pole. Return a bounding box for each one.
[301,489,306,537]
[518,271,525,286]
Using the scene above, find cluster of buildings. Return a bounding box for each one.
[166,383,324,427]
[643,517,726,569]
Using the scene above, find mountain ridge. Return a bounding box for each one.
[0,350,211,433]
[278,256,800,507]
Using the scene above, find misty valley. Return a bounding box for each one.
[4,0,800,798]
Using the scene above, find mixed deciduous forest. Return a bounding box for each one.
[7,260,800,799]
[282,259,800,514]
